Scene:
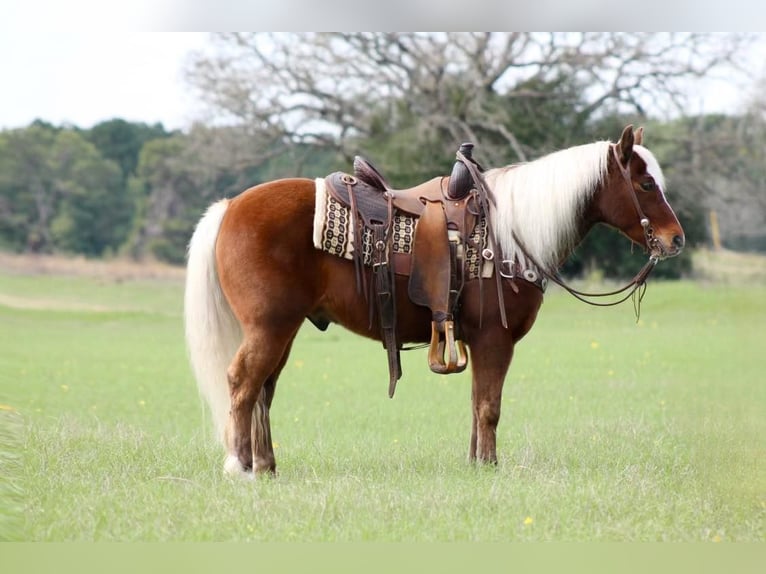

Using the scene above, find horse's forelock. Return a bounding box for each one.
[633,145,666,192]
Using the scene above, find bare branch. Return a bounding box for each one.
[185,32,753,166]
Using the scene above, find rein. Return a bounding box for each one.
[521,244,657,312]
[458,143,662,321]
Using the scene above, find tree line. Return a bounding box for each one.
[1,33,764,278]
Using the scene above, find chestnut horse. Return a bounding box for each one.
[184,125,684,477]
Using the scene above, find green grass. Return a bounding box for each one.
[0,267,763,541]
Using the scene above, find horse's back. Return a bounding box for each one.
[223,177,317,237]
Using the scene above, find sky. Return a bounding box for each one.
[1,31,765,133]
[0,32,211,131]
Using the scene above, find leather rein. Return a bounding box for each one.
[459,144,663,318]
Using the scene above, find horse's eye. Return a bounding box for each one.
[640,181,656,192]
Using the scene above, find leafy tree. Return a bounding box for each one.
[126,124,343,264]
[0,124,131,255]
[85,119,172,180]
[48,131,129,256]
[0,124,58,252]
[128,136,195,262]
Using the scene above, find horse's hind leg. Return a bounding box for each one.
[224,328,296,477]
[251,390,274,475]
[250,338,293,475]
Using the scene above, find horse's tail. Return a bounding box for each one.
[184,199,241,445]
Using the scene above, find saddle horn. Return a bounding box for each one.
[447,142,476,200]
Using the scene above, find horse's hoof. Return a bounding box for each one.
[223,454,254,480]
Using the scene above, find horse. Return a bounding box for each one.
[184,125,684,477]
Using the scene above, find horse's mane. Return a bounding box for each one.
[485,141,612,271]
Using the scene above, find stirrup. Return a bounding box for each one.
[427,320,468,374]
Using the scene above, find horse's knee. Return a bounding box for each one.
[477,400,501,428]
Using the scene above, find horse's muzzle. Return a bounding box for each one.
[653,233,684,259]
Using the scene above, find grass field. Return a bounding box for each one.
[0,254,764,541]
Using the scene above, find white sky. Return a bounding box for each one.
[0,32,210,131]
[1,31,765,132]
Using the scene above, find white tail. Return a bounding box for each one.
[184,199,242,444]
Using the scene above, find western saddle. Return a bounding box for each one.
[324,143,500,397]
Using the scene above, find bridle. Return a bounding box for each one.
[611,144,665,260]
[458,143,664,321]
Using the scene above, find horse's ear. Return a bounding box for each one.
[634,126,643,146]
[617,124,634,166]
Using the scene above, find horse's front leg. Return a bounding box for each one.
[468,332,514,464]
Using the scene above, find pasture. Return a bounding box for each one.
[0,255,763,541]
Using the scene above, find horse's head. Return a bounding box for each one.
[593,125,685,260]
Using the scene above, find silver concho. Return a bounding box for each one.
[523,269,538,283]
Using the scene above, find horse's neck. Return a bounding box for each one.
[554,216,600,270]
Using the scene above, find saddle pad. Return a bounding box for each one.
[313,178,486,278]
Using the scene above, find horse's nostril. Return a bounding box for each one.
[672,235,685,249]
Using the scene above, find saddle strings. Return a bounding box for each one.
[455,149,508,329]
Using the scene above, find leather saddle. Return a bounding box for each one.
[324,147,483,397]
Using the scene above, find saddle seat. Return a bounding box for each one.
[353,155,476,222]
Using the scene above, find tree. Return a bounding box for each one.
[0,125,131,255]
[128,136,196,262]
[187,33,752,169]
[126,123,344,264]
[85,119,172,181]
[48,131,129,256]
[0,124,59,252]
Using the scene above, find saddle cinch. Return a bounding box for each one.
[324,144,487,398]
